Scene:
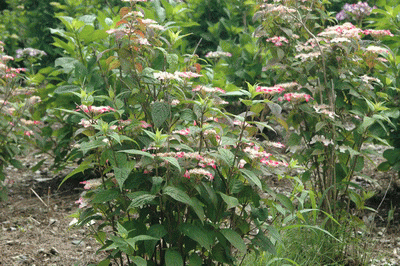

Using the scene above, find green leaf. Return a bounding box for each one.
[191,198,205,222]
[114,161,136,189]
[152,0,166,22]
[132,256,147,266]
[31,159,46,172]
[240,169,263,190]
[145,224,167,256]
[10,159,23,169]
[218,192,239,209]
[54,57,79,73]
[128,193,157,209]
[253,231,276,255]
[74,61,88,80]
[276,193,295,213]
[267,102,282,116]
[151,102,170,128]
[97,259,111,266]
[220,229,246,253]
[179,223,214,250]
[54,85,80,94]
[92,189,119,203]
[180,109,196,121]
[166,53,179,71]
[163,186,193,206]
[126,235,159,249]
[288,132,301,146]
[59,155,94,188]
[282,224,340,242]
[80,140,106,155]
[218,148,235,166]
[377,161,391,171]
[161,157,181,172]
[189,253,202,266]
[358,116,375,132]
[165,250,183,266]
[383,149,400,165]
[119,149,154,158]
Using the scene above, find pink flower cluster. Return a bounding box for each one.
[1,66,27,79]
[20,119,42,125]
[363,29,394,38]
[265,141,285,149]
[184,168,214,180]
[172,128,190,135]
[318,22,363,39]
[260,158,289,167]
[243,145,271,160]
[256,85,285,95]
[76,105,115,115]
[278,93,313,103]
[80,179,102,190]
[192,85,226,94]
[266,36,289,46]
[233,120,251,128]
[140,121,152,128]
[174,71,202,79]
[155,151,216,169]
[154,71,202,81]
[79,119,96,128]
[75,197,89,208]
[24,130,34,137]
[205,51,232,58]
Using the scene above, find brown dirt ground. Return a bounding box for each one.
[0,153,105,266]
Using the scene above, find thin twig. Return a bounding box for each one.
[376,175,393,213]
[30,188,48,208]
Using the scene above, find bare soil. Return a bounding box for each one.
[0,146,400,265]
[0,153,104,266]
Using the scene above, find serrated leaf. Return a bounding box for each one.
[163,186,193,206]
[151,102,170,128]
[220,229,246,253]
[240,169,262,189]
[180,109,196,121]
[114,161,135,189]
[179,223,214,250]
[218,148,235,166]
[80,140,106,155]
[92,189,119,203]
[128,193,156,209]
